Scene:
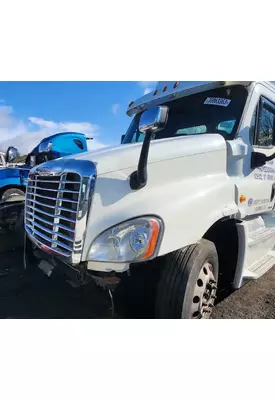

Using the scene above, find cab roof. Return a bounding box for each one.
[39,131,86,143]
[126,81,275,117]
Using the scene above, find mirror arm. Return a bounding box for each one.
[251,151,275,169]
[266,152,275,162]
[130,130,153,190]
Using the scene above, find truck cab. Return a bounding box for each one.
[24,81,275,319]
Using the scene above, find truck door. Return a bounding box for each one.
[231,83,275,217]
[232,82,275,286]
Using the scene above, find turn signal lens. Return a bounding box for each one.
[240,195,246,203]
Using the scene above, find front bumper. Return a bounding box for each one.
[29,241,123,291]
[31,243,89,285]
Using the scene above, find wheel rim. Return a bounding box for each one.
[191,262,217,319]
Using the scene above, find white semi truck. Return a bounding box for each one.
[24,81,275,318]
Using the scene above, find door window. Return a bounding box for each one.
[254,97,275,147]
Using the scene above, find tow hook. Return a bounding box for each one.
[90,272,121,290]
[90,273,121,319]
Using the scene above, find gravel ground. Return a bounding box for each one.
[0,230,110,319]
[1,229,275,319]
[212,268,275,319]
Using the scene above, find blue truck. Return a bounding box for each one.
[0,131,89,233]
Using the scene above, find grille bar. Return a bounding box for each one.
[26,191,79,204]
[26,205,76,223]
[27,198,78,213]
[27,186,79,194]
[26,220,74,242]
[25,212,75,232]
[27,179,81,184]
[26,225,73,253]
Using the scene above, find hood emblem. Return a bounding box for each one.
[36,166,57,176]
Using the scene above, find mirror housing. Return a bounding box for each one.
[130,106,169,190]
[6,146,19,163]
[138,106,168,134]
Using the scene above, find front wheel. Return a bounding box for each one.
[0,188,25,236]
[1,188,25,202]
[155,239,219,319]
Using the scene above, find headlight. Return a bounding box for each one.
[88,217,163,263]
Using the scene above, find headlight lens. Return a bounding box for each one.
[88,217,163,263]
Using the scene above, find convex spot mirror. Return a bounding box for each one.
[138,106,169,134]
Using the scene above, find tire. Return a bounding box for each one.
[155,239,219,319]
[0,188,25,235]
[1,188,25,201]
[13,207,25,244]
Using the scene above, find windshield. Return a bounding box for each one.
[123,85,248,144]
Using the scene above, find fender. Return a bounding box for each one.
[0,176,21,189]
[0,167,22,191]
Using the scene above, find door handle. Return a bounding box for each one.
[271,183,275,202]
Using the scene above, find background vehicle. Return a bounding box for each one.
[0,152,6,167]
[24,81,275,319]
[0,132,89,232]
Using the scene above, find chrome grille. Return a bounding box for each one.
[25,172,81,258]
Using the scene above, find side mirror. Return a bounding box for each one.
[121,134,125,144]
[38,141,53,153]
[130,106,169,190]
[6,146,19,163]
[138,106,169,134]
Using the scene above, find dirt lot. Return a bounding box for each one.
[1,228,275,319]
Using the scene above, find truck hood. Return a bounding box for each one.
[46,134,227,176]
